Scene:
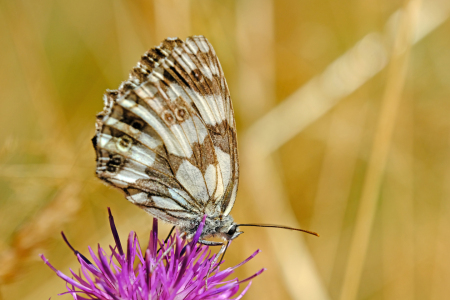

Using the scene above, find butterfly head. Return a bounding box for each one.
[220,222,243,241]
[197,215,243,242]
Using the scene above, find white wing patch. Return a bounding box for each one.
[149,208,197,220]
[127,143,156,167]
[198,39,210,53]
[187,89,217,125]
[193,116,208,143]
[109,167,148,188]
[179,118,198,145]
[204,164,217,197]
[169,188,191,207]
[223,183,238,216]
[170,123,193,157]
[186,39,199,54]
[213,168,224,201]
[152,196,185,211]
[127,192,148,204]
[98,133,112,148]
[215,147,231,191]
[205,94,223,124]
[176,160,209,203]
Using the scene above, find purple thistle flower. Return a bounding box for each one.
[41,209,264,299]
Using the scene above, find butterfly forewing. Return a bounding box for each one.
[93,36,239,230]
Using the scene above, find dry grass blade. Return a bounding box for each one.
[236,1,329,298]
[0,182,82,283]
[243,0,449,155]
[338,1,422,299]
[239,146,331,300]
[0,1,83,283]
[310,102,369,286]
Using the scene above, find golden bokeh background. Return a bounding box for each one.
[1,0,450,299]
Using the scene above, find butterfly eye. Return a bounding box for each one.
[227,225,237,236]
[117,135,133,152]
[131,120,144,130]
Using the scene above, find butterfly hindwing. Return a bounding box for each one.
[94,36,239,228]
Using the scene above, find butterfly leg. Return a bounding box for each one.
[198,240,229,289]
[213,240,230,273]
[198,239,224,246]
[198,239,227,271]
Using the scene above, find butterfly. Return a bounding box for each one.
[93,36,242,246]
[92,36,317,248]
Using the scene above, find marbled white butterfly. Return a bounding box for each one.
[92,36,317,248]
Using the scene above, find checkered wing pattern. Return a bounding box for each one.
[93,36,239,229]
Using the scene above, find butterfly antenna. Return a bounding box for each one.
[237,224,319,237]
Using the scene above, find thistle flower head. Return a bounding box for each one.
[41,209,264,299]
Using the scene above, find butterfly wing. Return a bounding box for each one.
[93,36,239,228]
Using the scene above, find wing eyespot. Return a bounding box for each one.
[162,110,176,125]
[191,69,203,81]
[175,107,187,121]
[106,165,117,173]
[106,154,124,173]
[117,135,133,152]
[131,120,144,130]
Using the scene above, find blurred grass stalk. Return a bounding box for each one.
[0,0,83,284]
[235,1,299,300]
[338,0,421,299]
[241,0,448,299]
[237,2,329,299]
